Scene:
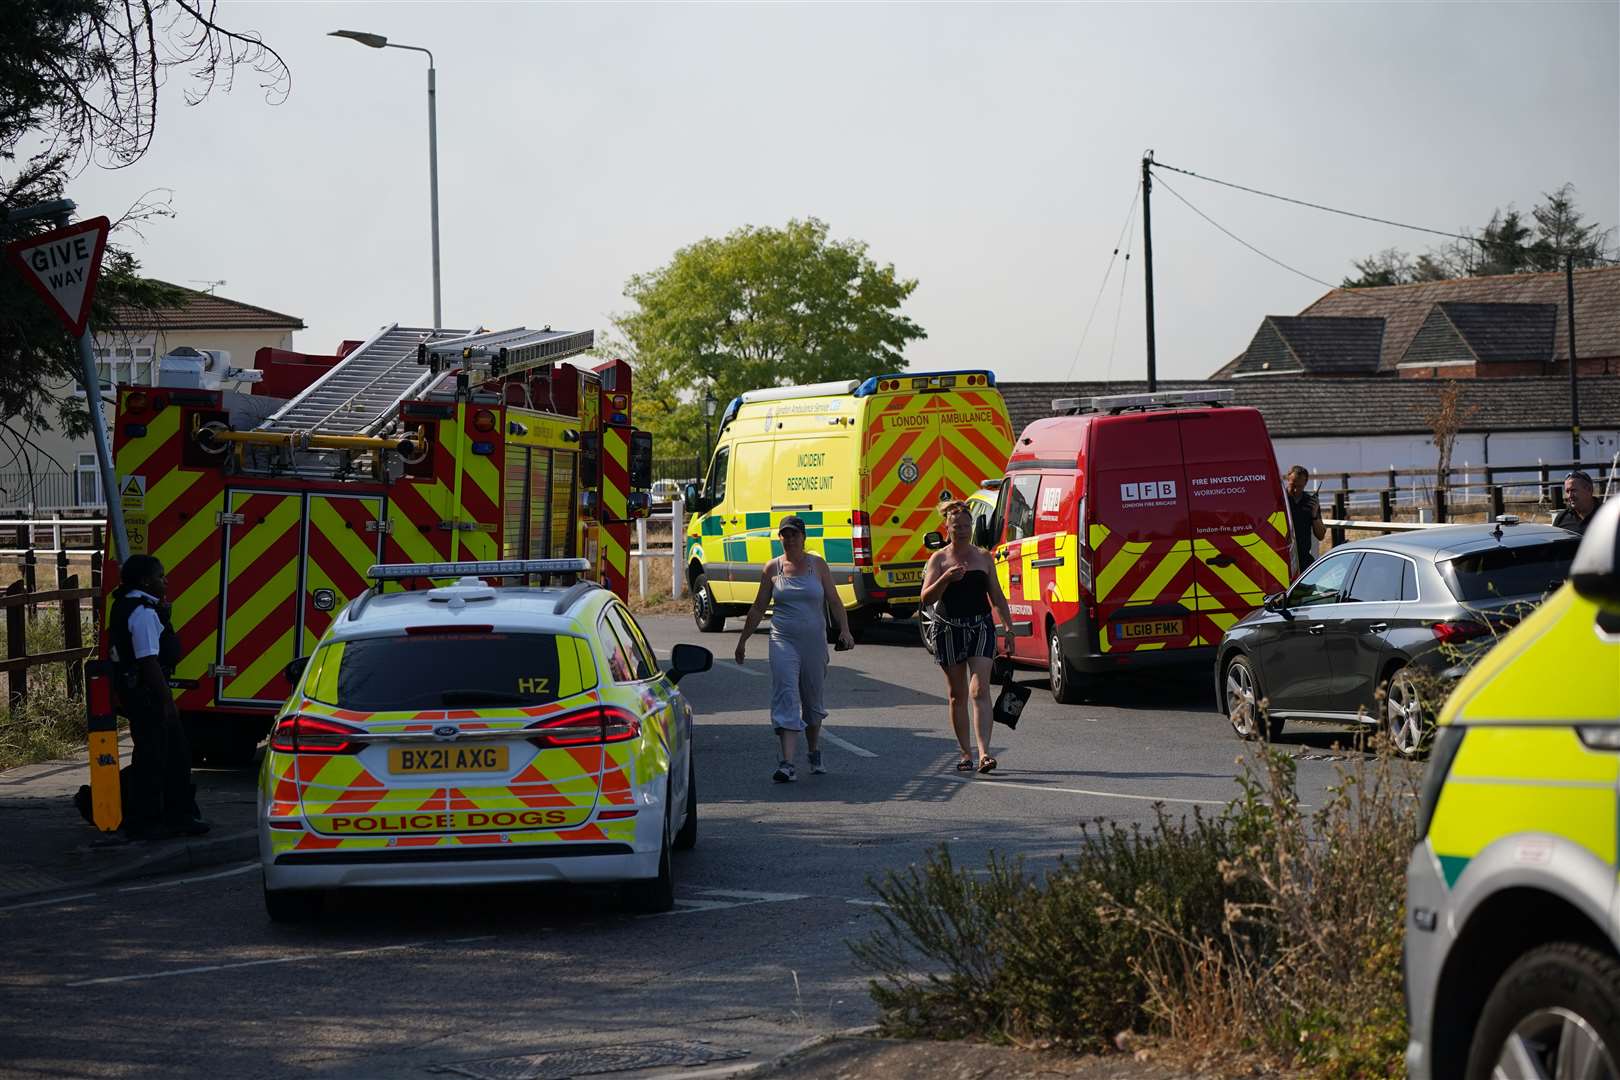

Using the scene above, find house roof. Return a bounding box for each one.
[1231,316,1385,376]
[106,283,304,332]
[997,376,1620,441]
[1211,266,1620,378]
[1414,301,1558,365]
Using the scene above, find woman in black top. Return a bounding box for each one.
[920,500,1016,773]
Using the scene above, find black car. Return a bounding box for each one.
[1214,518,1580,755]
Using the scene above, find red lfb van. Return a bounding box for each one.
[988,390,1294,702]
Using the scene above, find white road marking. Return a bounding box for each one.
[697,888,809,902]
[729,662,768,678]
[646,888,811,918]
[845,899,890,908]
[119,862,257,892]
[0,892,95,914]
[939,773,1226,806]
[66,936,492,988]
[820,731,877,758]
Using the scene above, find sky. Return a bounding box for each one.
[63,1,1620,384]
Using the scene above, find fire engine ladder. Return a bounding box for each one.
[256,323,461,437]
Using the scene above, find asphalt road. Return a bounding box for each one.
[0,615,1377,1079]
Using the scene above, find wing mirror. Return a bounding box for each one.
[283,655,310,685]
[1570,499,1620,611]
[1262,591,1287,613]
[682,483,707,514]
[923,531,946,551]
[665,642,713,685]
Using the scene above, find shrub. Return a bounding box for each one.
[853,740,1418,1076]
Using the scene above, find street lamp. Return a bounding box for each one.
[702,388,718,466]
[329,29,442,329]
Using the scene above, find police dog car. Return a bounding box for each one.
[258,559,711,921]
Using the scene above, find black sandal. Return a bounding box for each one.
[977,756,998,774]
[955,755,975,772]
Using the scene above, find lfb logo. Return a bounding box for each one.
[1120,479,1177,504]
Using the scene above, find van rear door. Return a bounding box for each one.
[1179,410,1291,646]
[1087,415,1197,654]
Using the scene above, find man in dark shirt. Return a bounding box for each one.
[1285,465,1326,571]
[1553,470,1602,536]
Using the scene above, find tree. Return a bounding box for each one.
[1423,380,1479,500]
[1,0,288,447]
[1342,184,1614,288]
[608,218,927,458]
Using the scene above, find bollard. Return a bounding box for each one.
[83,660,122,832]
[670,499,685,601]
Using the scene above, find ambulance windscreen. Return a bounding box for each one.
[304,633,596,710]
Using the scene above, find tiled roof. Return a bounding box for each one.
[1233,316,1385,375]
[1416,301,1557,365]
[998,377,1620,441]
[1211,266,1620,378]
[106,282,304,332]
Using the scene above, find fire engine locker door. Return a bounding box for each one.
[301,495,386,655]
[216,489,305,706]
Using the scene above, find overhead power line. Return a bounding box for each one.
[1064,181,1140,382]
[1151,159,1620,266]
[1152,176,1339,290]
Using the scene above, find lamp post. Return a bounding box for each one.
[702,388,718,467]
[329,29,442,329]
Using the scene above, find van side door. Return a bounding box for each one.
[996,473,1045,662]
[696,445,733,601]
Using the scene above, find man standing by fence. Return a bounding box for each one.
[1554,470,1602,536]
[1285,466,1327,572]
[109,555,208,840]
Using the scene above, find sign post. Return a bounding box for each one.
[4,215,129,563]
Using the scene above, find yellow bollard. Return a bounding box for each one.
[84,660,122,832]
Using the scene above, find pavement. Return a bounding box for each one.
[0,736,258,906]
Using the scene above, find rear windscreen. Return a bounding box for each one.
[305,632,596,711]
[1440,540,1579,602]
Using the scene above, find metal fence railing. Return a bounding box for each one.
[0,471,104,513]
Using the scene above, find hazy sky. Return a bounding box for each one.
[66,1,1620,383]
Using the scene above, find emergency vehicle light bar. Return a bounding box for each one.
[366,559,591,581]
[1053,388,1236,414]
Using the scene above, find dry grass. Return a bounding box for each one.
[0,607,96,770]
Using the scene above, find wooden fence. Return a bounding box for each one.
[2,578,97,710]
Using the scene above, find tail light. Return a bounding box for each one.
[526,705,640,748]
[1431,620,1490,644]
[472,409,497,433]
[269,715,365,754]
[851,511,872,567]
[1076,497,1093,593]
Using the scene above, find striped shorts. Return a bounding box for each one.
[932,612,996,667]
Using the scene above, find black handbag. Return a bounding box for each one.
[992,681,1030,729]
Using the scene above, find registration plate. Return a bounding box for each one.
[389,745,509,774]
[1112,618,1184,641]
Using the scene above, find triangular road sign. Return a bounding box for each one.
[4,216,111,338]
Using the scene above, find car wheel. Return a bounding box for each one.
[920,612,937,656]
[624,786,675,914]
[1381,666,1430,758]
[672,752,697,852]
[691,572,724,633]
[263,882,322,923]
[1225,655,1282,741]
[1466,943,1620,1080]
[1049,625,1083,704]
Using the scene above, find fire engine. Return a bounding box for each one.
[100,323,651,765]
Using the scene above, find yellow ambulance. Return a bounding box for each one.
[682,372,1013,634]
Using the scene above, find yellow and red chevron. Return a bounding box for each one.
[599,425,631,599]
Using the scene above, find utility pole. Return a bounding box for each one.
[1565,254,1581,463]
[1141,151,1158,392]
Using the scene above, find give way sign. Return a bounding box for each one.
[4,216,111,338]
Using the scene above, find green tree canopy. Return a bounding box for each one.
[608,218,926,460]
[1342,184,1614,288]
[1,0,287,448]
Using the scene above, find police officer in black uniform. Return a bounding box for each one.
[110,554,209,839]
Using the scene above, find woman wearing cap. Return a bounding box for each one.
[921,500,1016,773]
[735,515,855,782]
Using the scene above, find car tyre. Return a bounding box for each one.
[1381,666,1430,758]
[1225,655,1282,741]
[691,572,725,633]
[1465,942,1620,1080]
[263,882,322,923]
[624,786,675,914]
[920,612,937,657]
[672,752,697,851]
[1049,624,1083,704]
